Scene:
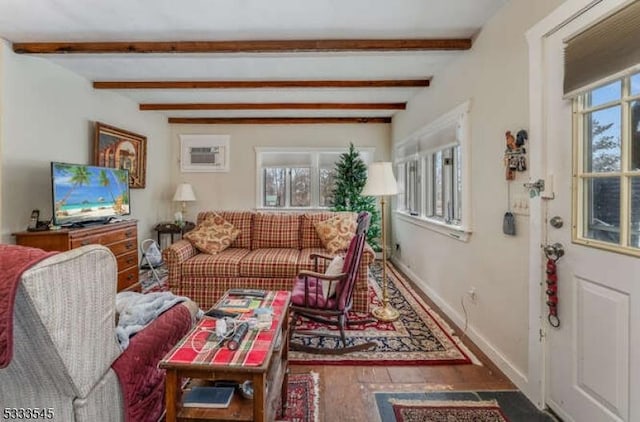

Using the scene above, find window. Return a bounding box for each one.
[256,147,373,209]
[574,71,640,254]
[394,101,471,239]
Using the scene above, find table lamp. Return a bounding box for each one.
[173,183,196,223]
[361,162,399,322]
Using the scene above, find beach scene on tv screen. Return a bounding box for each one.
[53,163,130,224]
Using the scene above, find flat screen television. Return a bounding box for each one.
[51,162,131,226]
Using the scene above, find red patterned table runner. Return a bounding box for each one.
[162,290,289,367]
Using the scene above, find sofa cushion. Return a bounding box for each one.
[252,213,300,249]
[183,248,250,278]
[239,248,300,278]
[185,213,241,255]
[198,211,253,249]
[314,213,357,254]
[300,212,354,249]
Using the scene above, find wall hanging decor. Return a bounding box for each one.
[94,122,147,188]
[503,129,528,180]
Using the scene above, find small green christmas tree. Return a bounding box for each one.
[331,143,382,251]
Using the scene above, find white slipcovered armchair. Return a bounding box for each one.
[0,245,197,422]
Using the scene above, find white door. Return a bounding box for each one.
[534,2,640,421]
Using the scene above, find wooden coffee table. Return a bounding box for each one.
[160,290,291,421]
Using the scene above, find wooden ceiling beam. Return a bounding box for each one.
[94,79,430,89]
[140,102,406,110]
[14,39,472,54]
[167,117,391,124]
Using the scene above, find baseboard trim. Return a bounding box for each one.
[390,257,529,393]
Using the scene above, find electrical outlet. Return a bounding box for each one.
[467,287,477,302]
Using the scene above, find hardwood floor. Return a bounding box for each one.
[290,267,515,421]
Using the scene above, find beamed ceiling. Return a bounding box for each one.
[0,0,506,123]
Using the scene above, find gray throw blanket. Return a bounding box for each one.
[115,291,190,350]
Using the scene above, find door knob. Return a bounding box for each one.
[550,216,563,228]
[543,242,564,261]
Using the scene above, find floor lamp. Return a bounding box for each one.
[362,162,399,322]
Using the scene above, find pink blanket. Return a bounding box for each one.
[112,303,193,422]
[0,245,56,368]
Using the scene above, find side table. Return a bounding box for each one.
[154,221,195,249]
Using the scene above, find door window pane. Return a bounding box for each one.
[290,168,311,207]
[630,177,640,247]
[586,80,621,108]
[631,73,640,96]
[264,168,285,207]
[631,100,640,171]
[584,106,621,172]
[583,177,620,244]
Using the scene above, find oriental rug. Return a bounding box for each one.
[289,262,477,366]
[371,390,558,422]
[278,372,320,422]
[391,400,509,422]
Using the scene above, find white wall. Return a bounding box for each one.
[390,0,563,391]
[168,123,390,218]
[0,41,172,242]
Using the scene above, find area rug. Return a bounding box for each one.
[289,262,477,366]
[371,390,558,422]
[278,372,320,422]
[391,399,509,422]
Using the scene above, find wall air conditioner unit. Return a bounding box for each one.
[190,147,219,164]
[179,134,230,172]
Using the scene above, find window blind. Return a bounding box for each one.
[564,1,640,96]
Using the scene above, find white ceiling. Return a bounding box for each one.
[0,0,506,120]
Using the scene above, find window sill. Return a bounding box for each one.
[394,211,471,242]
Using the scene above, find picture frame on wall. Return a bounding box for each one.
[179,134,230,172]
[94,122,147,188]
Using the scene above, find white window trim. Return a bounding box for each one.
[255,146,375,210]
[394,100,472,241]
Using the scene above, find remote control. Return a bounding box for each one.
[227,289,267,298]
[205,308,240,319]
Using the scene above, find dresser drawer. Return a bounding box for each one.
[107,238,138,256]
[116,250,138,271]
[117,266,139,291]
[70,227,137,248]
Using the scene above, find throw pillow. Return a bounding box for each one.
[322,255,345,298]
[184,213,241,255]
[314,214,357,254]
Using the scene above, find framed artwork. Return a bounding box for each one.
[179,134,230,172]
[94,122,147,188]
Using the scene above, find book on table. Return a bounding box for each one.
[217,297,261,313]
[183,386,235,408]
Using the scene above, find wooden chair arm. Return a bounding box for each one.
[309,252,335,261]
[297,269,347,281]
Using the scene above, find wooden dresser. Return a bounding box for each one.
[13,220,139,291]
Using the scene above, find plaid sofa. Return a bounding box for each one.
[163,211,374,312]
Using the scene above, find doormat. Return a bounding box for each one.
[391,400,509,422]
[289,262,478,366]
[278,372,319,422]
[373,391,558,422]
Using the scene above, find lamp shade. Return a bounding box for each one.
[361,162,399,197]
[173,183,196,202]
